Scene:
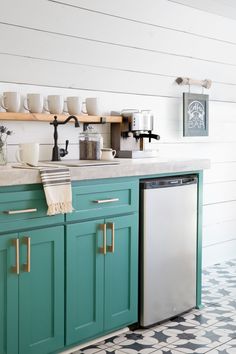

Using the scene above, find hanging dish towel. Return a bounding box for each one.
[40,167,73,215]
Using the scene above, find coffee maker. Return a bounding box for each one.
[111,110,160,158]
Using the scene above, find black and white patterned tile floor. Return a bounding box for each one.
[72,259,236,354]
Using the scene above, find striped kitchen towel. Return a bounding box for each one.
[40,167,73,216]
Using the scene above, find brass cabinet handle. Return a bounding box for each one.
[12,239,20,275]
[99,224,107,255]
[22,237,31,273]
[4,208,37,215]
[93,198,119,204]
[107,223,115,253]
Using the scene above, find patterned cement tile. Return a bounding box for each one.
[206,338,236,353]
[167,325,234,353]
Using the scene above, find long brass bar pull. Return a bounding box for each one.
[22,237,31,273]
[4,208,37,215]
[12,239,20,275]
[107,223,115,253]
[99,224,107,255]
[93,198,119,204]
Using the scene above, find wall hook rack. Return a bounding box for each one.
[176,77,212,89]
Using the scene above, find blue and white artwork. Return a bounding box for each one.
[183,93,209,136]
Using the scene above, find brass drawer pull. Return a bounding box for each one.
[93,198,119,204]
[99,224,107,255]
[107,223,115,253]
[12,239,20,275]
[22,237,31,273]
[4,208,37,215]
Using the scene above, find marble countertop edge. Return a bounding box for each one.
[0,158,211,187]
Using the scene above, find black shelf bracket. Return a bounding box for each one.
[83,116,107,131]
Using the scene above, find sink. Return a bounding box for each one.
[41,160,120,167]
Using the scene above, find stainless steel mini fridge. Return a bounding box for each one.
[140,175,198,327]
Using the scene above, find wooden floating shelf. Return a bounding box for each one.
[0,112,122,124]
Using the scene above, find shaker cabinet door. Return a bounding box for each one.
[66,220,104,345]
[104,214,138,331]
[18,226,64,354]
[0,234,19,354]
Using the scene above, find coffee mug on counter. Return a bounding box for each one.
[0,92,21,112]
[24,93,44,113]
[16,143,40,166]
[82,97,103,115]
[101,148,116,160]
[44,95,64,114]
[65,96,82,115]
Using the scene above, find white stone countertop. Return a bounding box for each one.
[0,158,210,187]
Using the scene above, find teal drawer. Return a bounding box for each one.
[67,180,138,221]
[0,188,64,233]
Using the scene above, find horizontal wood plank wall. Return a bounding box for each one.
[0,0,235,266]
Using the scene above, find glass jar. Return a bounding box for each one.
[79,127,101,160]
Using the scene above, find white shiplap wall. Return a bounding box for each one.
[0,0,236,266]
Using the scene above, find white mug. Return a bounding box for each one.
[16,143,40,166]
[44,95,64,114]
[82,97,103,115]
[1,92,21,112]
[101,148,116,160]
[65,96,81,115]
[24,93,44,113]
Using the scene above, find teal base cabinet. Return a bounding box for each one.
[66,213,138,346]
[0,179,139,354]
[104,214,138,331]
[0,226,64,354]
[66,219,104,345]
[0,171,203,354]
[0,234,19,354]
[19,227,64,354]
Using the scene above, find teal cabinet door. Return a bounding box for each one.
[66,220,104,345]
[0,234,19,354]
[18,226,64,354]
[104,214,138,331]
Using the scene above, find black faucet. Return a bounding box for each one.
[50,115,80,161]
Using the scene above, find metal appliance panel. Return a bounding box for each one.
[131,112,153,132]
[140,178,197,327]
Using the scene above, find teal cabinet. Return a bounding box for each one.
[0,226,64,354]
[66,214,138,346]
[104,214,138,331]
[1,177,140,353]
[66,220,104,345]
[0,234,19,354]
[67,180,138,222]
[19,227,64,354]
[0,187,64,233]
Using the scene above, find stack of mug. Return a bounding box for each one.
[0,92,104,115]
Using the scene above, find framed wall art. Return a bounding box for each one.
[183,93,209,136]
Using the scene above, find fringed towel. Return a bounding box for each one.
[40,167,73,216]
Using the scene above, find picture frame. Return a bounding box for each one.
[183,93,209,136]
